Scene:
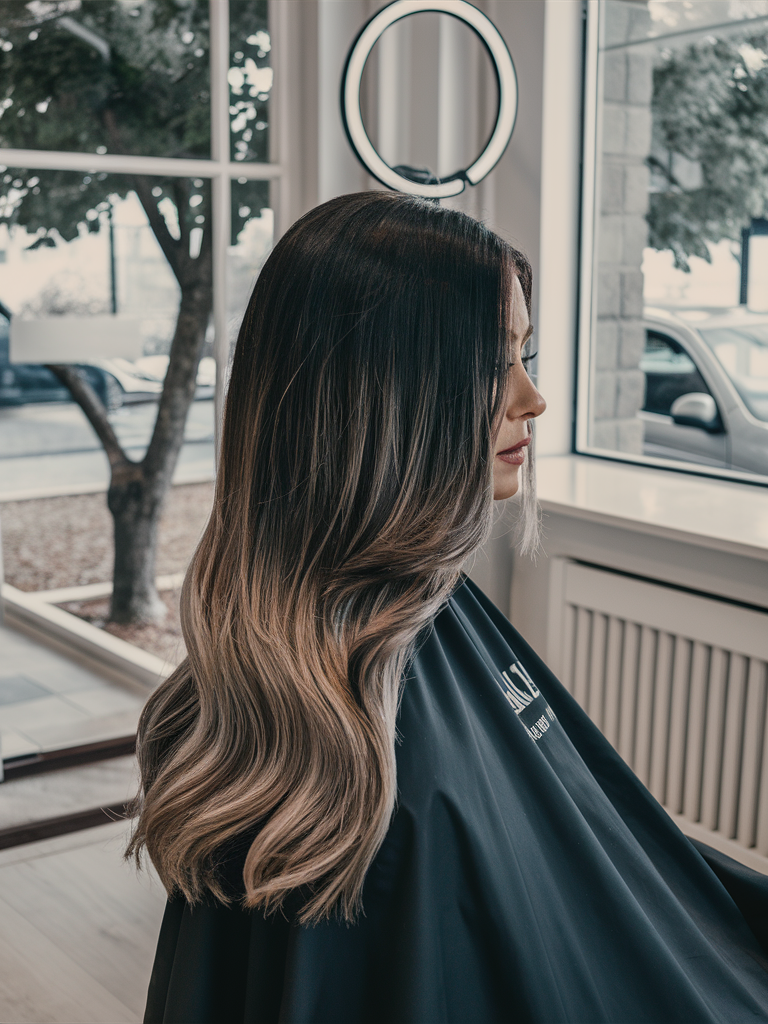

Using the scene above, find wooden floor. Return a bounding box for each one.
[0,821,166,1023]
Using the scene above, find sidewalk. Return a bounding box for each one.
[0,442,214,501]
[0,622,145,764]
[0,399,214,500]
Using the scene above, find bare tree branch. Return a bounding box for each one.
[99,107,183,280]
[130,175,184,282]
[46,364,131,470]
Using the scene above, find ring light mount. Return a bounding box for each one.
[341,0,518,200]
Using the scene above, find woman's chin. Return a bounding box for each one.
[492,465,521,501]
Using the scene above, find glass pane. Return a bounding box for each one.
[0,0,210,158]
[229,1,270,163]
[0,166,216,766]
[228,177,272,342]
[585,0,768,481]
[699,324,768,421]
[0,168,214,488]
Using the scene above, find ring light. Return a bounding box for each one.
[341,0,518,199]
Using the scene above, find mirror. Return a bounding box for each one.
[670,392,723,433]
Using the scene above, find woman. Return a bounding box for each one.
[129,191,768,1023]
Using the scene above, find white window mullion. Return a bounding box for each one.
[209,0,232,458]
[0,147,280,179]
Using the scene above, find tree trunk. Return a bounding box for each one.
[108,462,167,624]
[107,270,212,625]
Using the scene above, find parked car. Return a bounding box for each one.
[134,354,216,400]
[87,358,163,406]
[640,306,768,477]
[0,306,163,410]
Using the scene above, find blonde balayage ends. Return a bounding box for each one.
[126,191,537,924]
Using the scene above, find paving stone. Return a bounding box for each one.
[0,675,52,706]
[0,625,144,759]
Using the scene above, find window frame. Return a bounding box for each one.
[574,0,768,489]
[0,0,282,452]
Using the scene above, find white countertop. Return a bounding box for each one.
[536,455,768,562]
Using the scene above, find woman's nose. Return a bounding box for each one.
[508,369,546,421]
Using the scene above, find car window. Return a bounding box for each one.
[699,326,768,422]
[640,331,712,416]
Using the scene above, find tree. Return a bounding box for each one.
[0,0,269,623]
[649,31,768,271]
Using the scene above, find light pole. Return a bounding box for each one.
[107,200,117,315]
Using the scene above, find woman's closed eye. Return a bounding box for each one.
[508,347,538,369]
[507,324,536,369]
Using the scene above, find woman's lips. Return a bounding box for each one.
[496,437,530,465]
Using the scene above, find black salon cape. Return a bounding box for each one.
[144,576,768,1024]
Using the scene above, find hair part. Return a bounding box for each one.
[126,191,539,924]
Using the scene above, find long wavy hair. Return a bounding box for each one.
[126,190,537,925]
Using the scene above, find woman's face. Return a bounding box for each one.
[492,275,547,501]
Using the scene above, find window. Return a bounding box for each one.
[0,0,277,771]
[579,0,768,485]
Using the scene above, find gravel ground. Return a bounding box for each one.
[2,482,213,661]
[1,482,214,592]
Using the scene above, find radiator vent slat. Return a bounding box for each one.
[720,654,748,841]
[738,659,767,850]
[587,612,608,729]
[618,622,640,768]
[552,561,768,872]
[700,647,728,832]
[603,616,623,748]
[649,631,674,806]
[634,626,657,789]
